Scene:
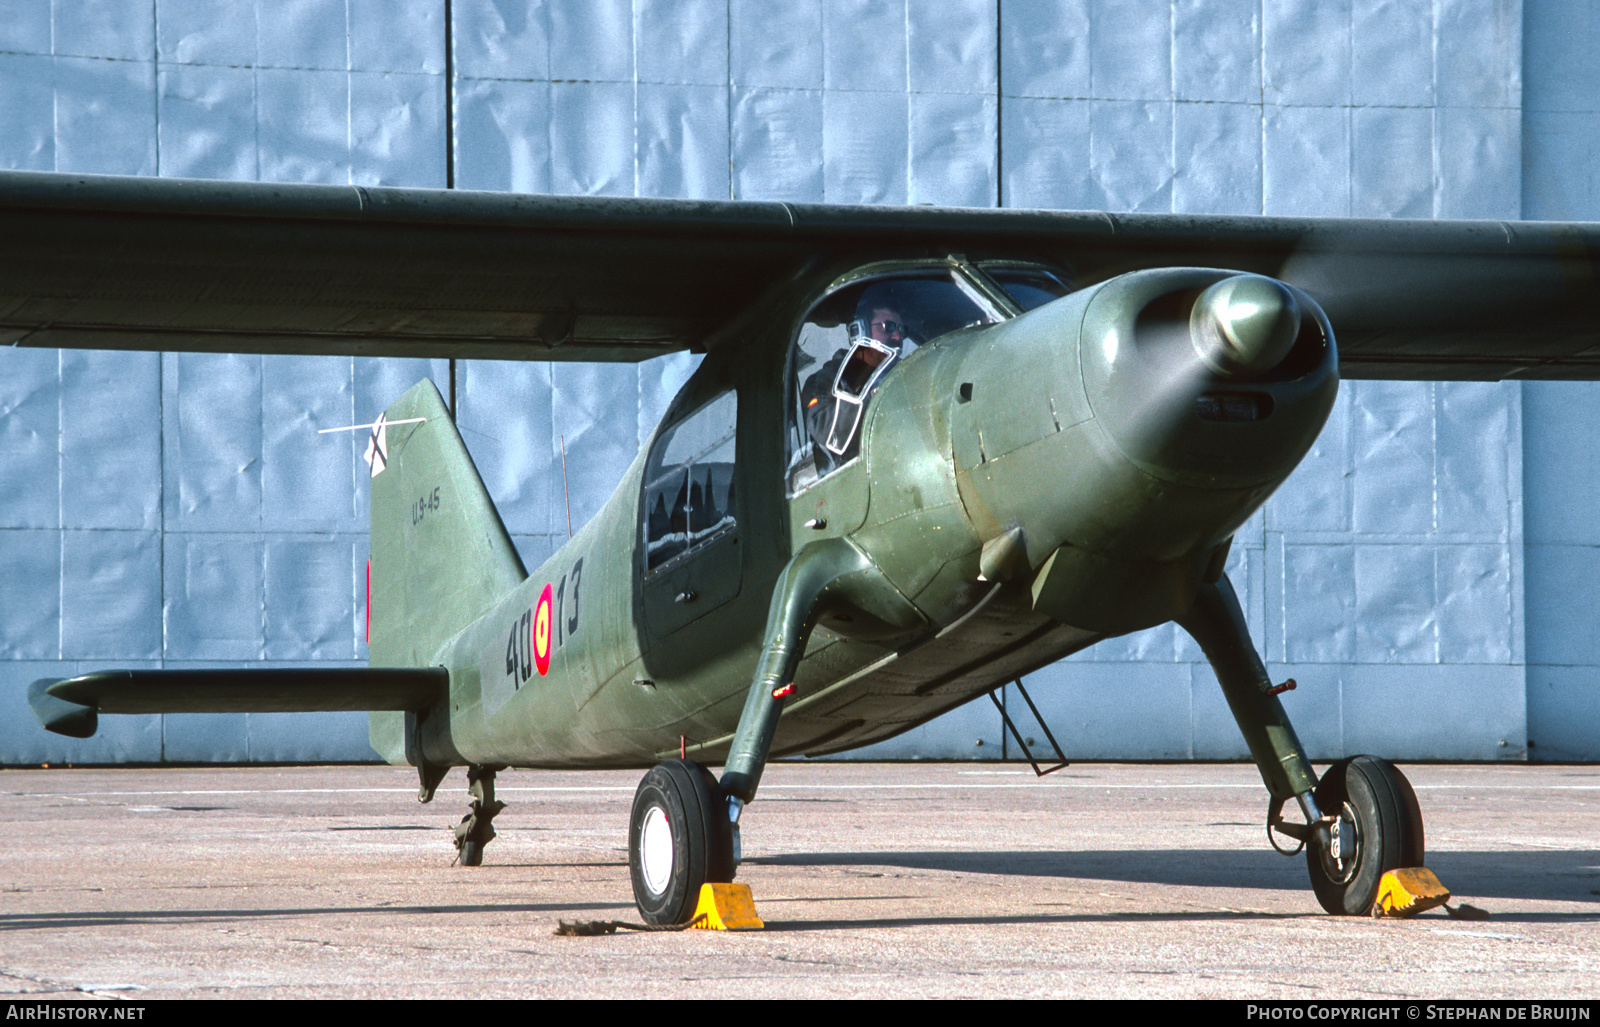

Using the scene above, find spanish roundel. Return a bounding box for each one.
[533,583,554,677]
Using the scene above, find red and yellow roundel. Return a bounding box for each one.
[533,583,554,677]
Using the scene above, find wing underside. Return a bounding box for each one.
[2,170,1598,379]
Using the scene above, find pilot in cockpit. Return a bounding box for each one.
[803,283,920,468]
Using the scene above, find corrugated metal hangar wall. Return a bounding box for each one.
[2,1,1597,765]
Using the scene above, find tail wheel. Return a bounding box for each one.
[1305,756,1425,915]
[628,759,735,925]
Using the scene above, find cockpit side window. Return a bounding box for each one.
[786,271,996,494]
[642,389,736,573]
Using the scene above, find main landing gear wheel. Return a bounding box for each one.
[628,759,735,925]
[1306,755,1425,915]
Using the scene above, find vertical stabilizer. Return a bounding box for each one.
[366,380,526,762]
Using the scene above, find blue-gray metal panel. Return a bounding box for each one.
[157,63,257,181]
[454,77,553,195]
[56,56,157,177]
[1173,0,1260,104]
[350,71,446,188]
[1,660,164,764]
[55,0,153,62]
[731,87,825,202]
[833,685,1005,761]
[162,534,264,661]
[262,356,357,533]
[823,0,907,94]
[1354,544,1439,664]
[1437,544,1515,665]
[730,0,823,91]
[1351,107,1434,220]
[1437,0,1521,109]
[61,529,162,661]
[1526,667,1600,762]
[163,712,249,761]
[1269,391,1353,534]
[636,83,729,200]
[1263,0,1352,107]
[61,351,160,531]
[1352,0,1435,108]
[550,0,632,82]
[636,0,726,86]
[350,0,444,74]
[163,352,263,532]
[257,67,351,185]
[1285,544,1357,664]
[0,349,61,529]
[1014,662,1195,761]
[457,360,556,538]
[0,529,61,660]
[452,0,550,80]
[247,710,378,762]
[823,90,908,206]
[999,0,1090,100]
[158,0,256,65]
[1090,99,1173,214]
[1343,664,1525,760]
[257,0,347,71]
[908,92,997,208]
[264,536,361,661]
[549,81,634,197]
[1263,105,1351,217]
[908,0,995,96]
[1089,0,1170,101]
[1351,381,1436,536]
[0,53,54,170]
[551,363,644,533]
[1438,381,1517,537]
[999,97,1092,210]
[0,1,51,53]
[1436,106,1522,220]
[1172,101,1262,216]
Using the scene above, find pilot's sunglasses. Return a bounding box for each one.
[872,320,906,336]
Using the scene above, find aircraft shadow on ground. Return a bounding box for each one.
[0,900,636,933]
[745,848,1600,907]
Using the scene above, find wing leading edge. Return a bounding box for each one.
[2,169,1597,379]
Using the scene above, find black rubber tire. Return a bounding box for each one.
[459,839,484,867]
[1306,756,1425,915]
[628,759,734,925]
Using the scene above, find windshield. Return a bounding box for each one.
[983,266,1071,311]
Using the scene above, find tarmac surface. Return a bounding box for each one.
[0,761,1596,1000]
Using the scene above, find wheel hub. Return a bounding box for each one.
[1317,802,1360,884]
[639,804,674,896]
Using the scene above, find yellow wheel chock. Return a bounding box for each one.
[689,883,764,930]
[1372,867,1451,918]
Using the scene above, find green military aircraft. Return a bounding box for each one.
[12,170,1600,923]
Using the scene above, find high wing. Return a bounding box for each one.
[2,168,1598,379]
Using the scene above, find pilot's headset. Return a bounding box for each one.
[825,283,912,456]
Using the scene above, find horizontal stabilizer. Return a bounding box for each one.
[29,668,447,738]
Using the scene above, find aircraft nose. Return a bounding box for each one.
[1189,274,1300,378]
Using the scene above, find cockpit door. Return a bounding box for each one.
[640,387,741,641]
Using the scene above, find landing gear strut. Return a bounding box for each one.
[454,765,506,867]
[1178,572,1428,916]
[626,539,880,924]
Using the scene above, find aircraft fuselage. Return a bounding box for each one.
[392,261,1338,772]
